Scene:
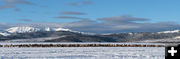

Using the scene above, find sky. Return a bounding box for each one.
[0,0,180,33]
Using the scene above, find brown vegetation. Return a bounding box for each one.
[0,44,165,47]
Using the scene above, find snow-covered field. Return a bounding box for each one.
[0,47,165,59]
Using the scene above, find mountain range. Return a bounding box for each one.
[0,27,72,36]
[0,26,180,43]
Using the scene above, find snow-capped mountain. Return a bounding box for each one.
[44,27,94,35]
[0,26,73,36]
[53,28,72,32]
[6,27,41,33]
[43,27,72,32]
[5,26,73,33]
[174,36,180,39]
[157,30,180,34]
[0,27,180,43]
[0,32,10,36]
[44,27,51,31]
[1,26,180,38]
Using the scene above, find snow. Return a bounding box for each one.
[0,26,74,36]
[54,28,72,31]
[158,30,180,34]
[0,47,165,59]
[129,32,134,35]
[44,27,72,32]
[174,36,180,39]
[0,32,10,36]
[5,26,72,33]
[6,26,40,33]
[101,33,113,35]
[45,27,51,31]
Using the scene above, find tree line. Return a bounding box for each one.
[0,44,165,47]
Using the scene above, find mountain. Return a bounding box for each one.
[0,26,180,43]
[6,27,41,33]
[0,32,10,36]
[157,30,180,34]
[0,26,73,36]
[53,28,72,32]
[0,26,94,36]
[44,27,72,32]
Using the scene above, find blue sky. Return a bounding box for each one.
[0,0,180,33]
